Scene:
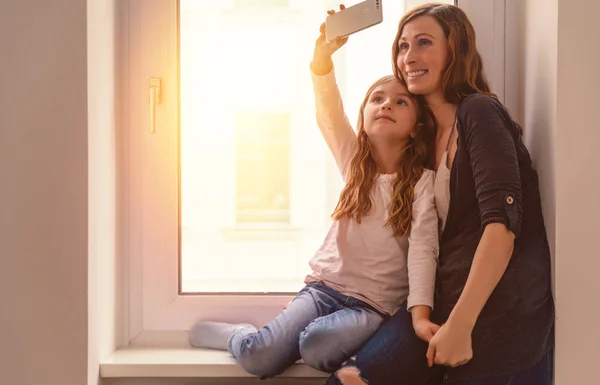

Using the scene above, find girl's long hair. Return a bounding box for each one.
[331,75,434,236]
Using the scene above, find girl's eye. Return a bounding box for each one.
[372,96,383,102]
[396,99,408,106]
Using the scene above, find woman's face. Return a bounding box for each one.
[396,15,449,97]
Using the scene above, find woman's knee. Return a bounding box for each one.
[330,309,432,383]
[335,366,369,385]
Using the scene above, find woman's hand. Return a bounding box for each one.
[425,223,515,368]
[426,320,473,368]
[413,318,441,343]
[312,5,349,75]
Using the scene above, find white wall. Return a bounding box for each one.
[0,0,120,384]
[554,0,600,383]
[87,0,120,384]
[506,0,558,283]
[507,0,600,383]
[0,1,89,385]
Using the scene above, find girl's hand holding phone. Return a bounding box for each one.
[311,5,348,76]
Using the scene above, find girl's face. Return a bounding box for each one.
[362,80,417,144]
[396,15,449,97]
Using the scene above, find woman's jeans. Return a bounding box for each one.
[229,282,385,379]
[324,306,554,385]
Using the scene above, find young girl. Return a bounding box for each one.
[189,11,439,379]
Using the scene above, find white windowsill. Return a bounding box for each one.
[100,347,328,378]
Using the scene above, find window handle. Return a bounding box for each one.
[149,77,161,134]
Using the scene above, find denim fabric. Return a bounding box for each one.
[324,306,553,385]
[229,282,384,379]
[324,305,440,385]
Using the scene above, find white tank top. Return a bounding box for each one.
[434,118,457,233]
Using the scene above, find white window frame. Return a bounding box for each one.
[121,0,506,347]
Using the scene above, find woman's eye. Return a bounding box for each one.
[398,42,409,50]
[418,38,432,46]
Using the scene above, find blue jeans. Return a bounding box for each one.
[324,307,554,385]
[229,282,385,379]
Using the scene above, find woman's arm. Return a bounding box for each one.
[427,94,522,367]
[452,95,522,326]
[447,223,514,329]
[427,224,514,367]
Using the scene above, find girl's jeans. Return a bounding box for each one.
[229,281,385,379]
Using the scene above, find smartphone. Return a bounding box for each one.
[325,0,383,43]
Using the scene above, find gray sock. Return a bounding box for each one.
[189,321,257,350]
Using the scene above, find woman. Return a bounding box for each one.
[326,3,555,385]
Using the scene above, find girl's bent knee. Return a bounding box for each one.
[233,341,290,378]
[299,329,340,373]
[235,353,285,379]
[299,347,335,373]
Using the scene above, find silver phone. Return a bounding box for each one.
[325,0,383,43]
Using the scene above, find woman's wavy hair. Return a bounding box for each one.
[391,3,494,103]
[331,75,435,236]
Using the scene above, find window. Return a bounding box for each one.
[234,0,290,7]
[234,112,291,225]
[124,0,504,345]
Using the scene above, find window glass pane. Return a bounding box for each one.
[235,112,290,224]
[179,0,454,293]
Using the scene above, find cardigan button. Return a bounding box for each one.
[506,196,514,205]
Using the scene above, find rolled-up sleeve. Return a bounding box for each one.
[407,169,439,310]
[459,94,523,237]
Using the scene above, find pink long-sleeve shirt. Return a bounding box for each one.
[304,69,439,315]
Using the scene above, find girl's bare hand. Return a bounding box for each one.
[312,5,349,75]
